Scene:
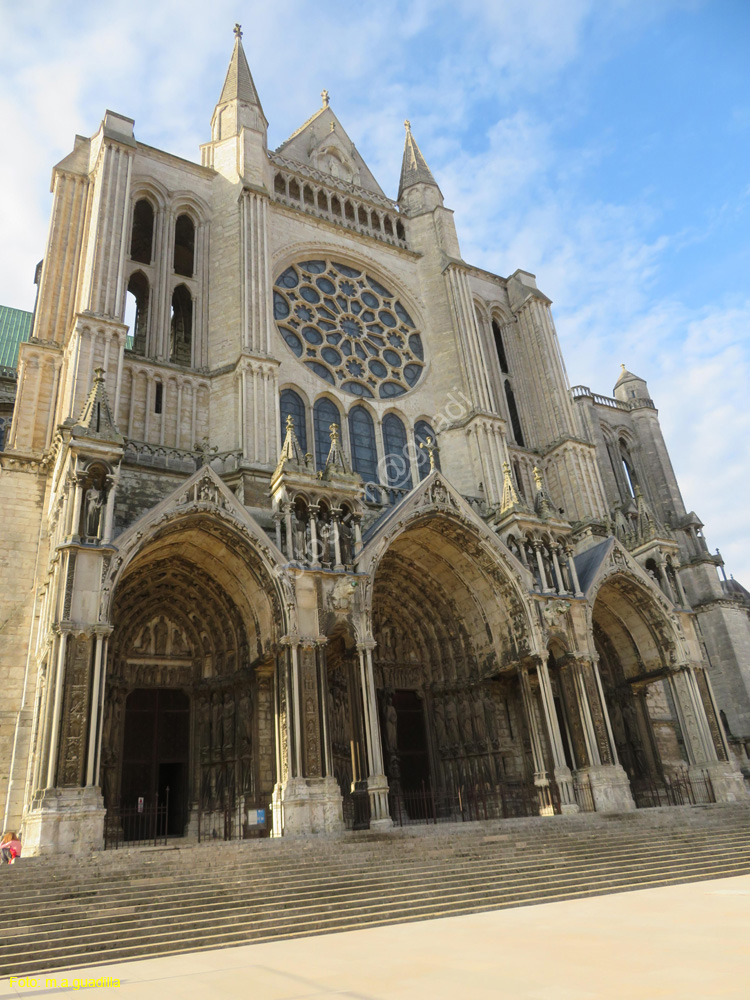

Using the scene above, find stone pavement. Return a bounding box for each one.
[2,874,748,999]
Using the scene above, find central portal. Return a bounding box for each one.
[121,688,190,836]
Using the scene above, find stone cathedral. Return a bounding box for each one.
[1,29,749,855]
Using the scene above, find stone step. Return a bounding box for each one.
[4,822,748,908]
[6,861,748,977]
[5,831,749,925]
[8,841,750,947]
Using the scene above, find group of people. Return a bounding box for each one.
[1,831,21,865]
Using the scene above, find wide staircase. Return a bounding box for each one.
[3,803,750,976]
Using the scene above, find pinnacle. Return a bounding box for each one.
[398,121,441,200]
[216,25,265,117]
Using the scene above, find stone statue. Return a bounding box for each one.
[445,698,460,745]
[433,699,447,747]
[386,701,398,752]
[319,519,331,565]
[459,692,473,743]
[294,511,307,562]
[338,515,353,565]
[472,692,486,742]
[84,486,104,538]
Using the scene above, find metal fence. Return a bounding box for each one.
[630,769,715,809]
[104,790,169,850]
[388,780,557,827]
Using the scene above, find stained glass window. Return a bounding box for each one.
[280,389,307,454]
[314,397,340,470]
[382,413,413,490]
[273,259,425,399]
[348,405,379,484]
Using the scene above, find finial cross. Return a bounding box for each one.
[285,414,295,433]
[234,23,243,39]
[404,119,411,133]
[329,422,340,445]
[419,436,437,470]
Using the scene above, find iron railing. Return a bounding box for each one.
[388,780,557,827]
[630,769,715,809]
[104,789,169,850]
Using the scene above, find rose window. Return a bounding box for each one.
[273,259,425,398]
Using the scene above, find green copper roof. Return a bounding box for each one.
[0,305,33,370]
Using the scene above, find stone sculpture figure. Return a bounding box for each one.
[84,486,103,537]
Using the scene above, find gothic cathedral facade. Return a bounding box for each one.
[2,31,749,854]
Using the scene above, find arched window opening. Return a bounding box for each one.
[173,215,195,277]
[504,381,525,447]
[348,405,379,486]
[384,216,394,236]
[513,460,525,499]
[396,220,405,241]
[331,196,342,217]
[317,190,328,212]
[358,206,368,226]
[154,382,163,415]
[289,179,300,201]
[345,201,355,222]
[414,420,440,480]
[274,173,286,196]
[125,272,149,355]
[169,285,193,366]
[304,184,315,207]
[280,388,308,454]
[491,320,509,373]
[130,199,154,264]
[313,397,340,470]
[382,413,413,492]
[620,441,638,497]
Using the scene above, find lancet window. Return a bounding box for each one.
[313,397,340,470]
[173,215,195,277]
[130,199,154,264]
[382,413,413,491]
[280,389,308,454]
[348,405,379,484]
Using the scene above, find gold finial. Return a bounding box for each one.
[233,23,243,39]
[329,422,340,444]
[533,466,544,489]
[93,367,105,382]
[404,119,411,133]
[620,363,627,372]
[321,89,330,107]
[329,120,336,132]
[502,461,512,478]
[419,436,437,470]
[285,414,295,432]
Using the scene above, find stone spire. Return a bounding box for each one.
[500,462,527,515]
[634,485,662,543]
[398,120,442,202]
[533,466,556,519]
[211,25,267,140]
[273,415,307,476]
[321,422,359,483]
[71,368,123,443]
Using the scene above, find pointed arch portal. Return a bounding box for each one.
[369,513,544,817]
[103,515,282,840]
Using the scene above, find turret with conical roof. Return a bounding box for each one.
[203,25,269,186]
[397,120,444,216]
[613,363,650,404]
[210,23,267,142]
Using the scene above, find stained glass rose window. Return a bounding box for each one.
[273,259,425,399]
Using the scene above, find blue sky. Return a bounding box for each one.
[1,0,748,582]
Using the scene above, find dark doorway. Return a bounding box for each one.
[121,688,190,837]
[391,690,431,793]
